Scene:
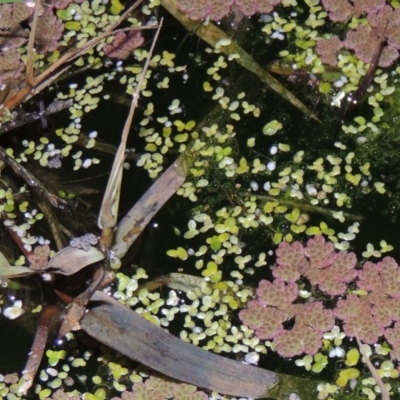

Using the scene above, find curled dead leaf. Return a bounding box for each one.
[46,246,105,276]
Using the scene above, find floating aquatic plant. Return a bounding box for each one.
[103,30,144,60]
[3,0,400,399]
[110,375,208,400]
[239,279,334,357]
[321,0,385,23]
[239,235,400,372]
[176,0,283,21]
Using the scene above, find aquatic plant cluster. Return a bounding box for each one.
[0,2,63,87]
[239,235,400,359]
[177,0,283,21]
[2,0,400,399]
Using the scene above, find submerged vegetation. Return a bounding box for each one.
[2,0,400,399]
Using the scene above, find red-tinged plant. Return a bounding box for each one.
[34,8,64,54]
[0,50,24,87]
[234,0,282,16]
[303,235,338,269]
[311,251,358,296]
[273,236,357,296]
[320,0,355,22]
[176,0,233,21]
[295,302,335,333]
[256,279,298,307]
[314,1,400,67]
[49,0,79,9]
[333,294,384,344]
[176,0,283,21]
[385,321,400,361]
[103,30,145,60]
[273,241,306,282]
[315,36,343,67]
[357,257,400,298]
[239,280,297,339]
[321,0,385,22]
[239,274,335,357]
[344,24,399,67]
[239,235,400,361]
[238,300,288,340]
[274,324,325,358]
[274,302,334,357]
[28,244,51,271]
[371,297,400,328]
[368,4,400,52]
[0,2,65,86]
[110,376,208,400]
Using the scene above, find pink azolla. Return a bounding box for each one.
[113,376,209,400]
[334,294,367,320]
[298,237,357,296]
[385,321,400,361]
[315,36,343,67]
[384,321,400,363]
[371,298,400,328]
[344,24,399,67]
[28,244,51,271]
[378,45,399,67]
[103,31,144,60]
[235,0,282,16]
[357,260,378,291]
[272,236,357,295]
[322,0,385,22]
[387,26,400,50]
[303,235,337,270]
[352,0,386,18]
[34,8,64,54]
[368,4,393,30]
[316,251,358,296]
[177,0,285,20]
[358,257,400,298]
[256,279,298,309]
[177,0,233,21]
[209,0,234,20]
[238,301,286,340]
[171,382,208,400]
[11,3,33,23]
[296,302,335,334]
[344,25,378,64]
[0,50,24,86]
[321,0,354,22]
[49,0,74,9]
[273,241,308,282]
[274,325,323,357]
[334,295,384,344]
[377,257,400,298]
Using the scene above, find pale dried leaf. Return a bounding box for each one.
[0,265,35,278]
[46,246,105,275]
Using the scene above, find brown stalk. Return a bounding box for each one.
[0,146,68,210]
[25,0,41,87]
[19,305,62,396]
[355,334,390,400]
[3,0,146,112]
[98,19,163,249]
[339,20,389,122]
